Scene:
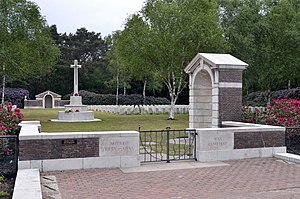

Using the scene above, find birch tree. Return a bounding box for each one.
[0,0,59,102]
[218,0,300,93]
[113,0,228,119]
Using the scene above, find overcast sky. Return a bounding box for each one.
[30,0,145,37]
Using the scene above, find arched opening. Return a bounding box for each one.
[45,95,53,108]
[190,70,212,128]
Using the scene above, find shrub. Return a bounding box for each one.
[243,87,300,107]
[0,102,23,136]
[64,90,171,105]
[0,88,29,108]
[0,102,23,159]
[243,99,300,127]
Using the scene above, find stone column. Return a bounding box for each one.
[218,69,244,122]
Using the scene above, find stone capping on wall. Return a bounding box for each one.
[18,122,140,172]
[195,121,286,162]
[12,169,42,199]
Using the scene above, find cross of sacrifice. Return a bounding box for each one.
[70,60,82,95]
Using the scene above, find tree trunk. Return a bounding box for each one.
[116,69,119,105]
[2,65,5,105]
[123,82,126,95]
[163,72,184,120]
[142,78,147,105]
[169,95,176,120]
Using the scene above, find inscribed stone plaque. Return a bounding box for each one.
[99,137,138,156]
[199,130,233,151]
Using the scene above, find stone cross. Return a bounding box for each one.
[70,60,81,94]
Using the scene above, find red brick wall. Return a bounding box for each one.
[219,88,243,122]
[234,131,285,149]
[19,138,99,160]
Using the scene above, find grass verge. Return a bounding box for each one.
[22,109,189,132]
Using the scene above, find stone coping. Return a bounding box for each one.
[19,123,138,140]
[12,169,42,199]
[188,121,285,133]
[50,118,101,123]
[275,153,300,164]
[20,131,139,140]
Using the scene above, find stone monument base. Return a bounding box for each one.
[64,104,88,112]
[51,111,101,122]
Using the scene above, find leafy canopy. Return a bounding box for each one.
[0,0,60,80]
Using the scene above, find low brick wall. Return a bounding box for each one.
[18,123,140,172]
[20,138,99,160]
[234,131,285,149]
[196,121,286,162]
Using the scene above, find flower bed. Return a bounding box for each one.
[243,99,300,155]
[0,102,24,198]
[0,175,15,199]
[243,99,300,127]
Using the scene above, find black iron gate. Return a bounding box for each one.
[139,127,197,163]
[286,127,300,155]
[0,135,19,177]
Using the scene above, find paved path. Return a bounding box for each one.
[43,158,300,199]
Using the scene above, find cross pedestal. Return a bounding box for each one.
[52,60,100,122]
[70,60,82,105]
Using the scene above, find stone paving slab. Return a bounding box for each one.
[43,158,300,199]
[121,161,229,173]
[41,176,62,199]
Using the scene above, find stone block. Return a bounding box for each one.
[58,111,95,121]
[18,161,30,169]
[198,130,233,151]
[197,151,218,162]
[120,156,140,168]
[64,104,88,112]
[83,157,120,169]
[69,96,82,105]
[12,169,42,199]
[99,137,139,157]
[42,158,83,171]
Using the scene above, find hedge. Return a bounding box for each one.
[64,90,170,105]
[243,87,300,107]
[0,88,29,108]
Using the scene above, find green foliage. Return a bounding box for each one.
[244,87,300,106]
[64,90,170,105]
[21,26,112,97]
[0,176,10,197]
[0,0,60,81]
[112,0,228,118]
[0,88,29,108]
[219,0,300,93]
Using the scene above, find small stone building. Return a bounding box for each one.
[24,90,69,109]
[184,53,248,128]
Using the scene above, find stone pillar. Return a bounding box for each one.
[218,69,244,122]
[185,53,248,128]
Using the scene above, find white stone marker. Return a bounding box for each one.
[70,60,81,94]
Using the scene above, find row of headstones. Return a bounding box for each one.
[246,106,267,113]
[88,105,189,115]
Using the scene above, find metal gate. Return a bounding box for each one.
[286,127,300,155]
[139,127,197,163]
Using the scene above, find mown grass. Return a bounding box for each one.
[22,109,189,132]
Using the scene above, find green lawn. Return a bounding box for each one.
[22,109,189,132]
